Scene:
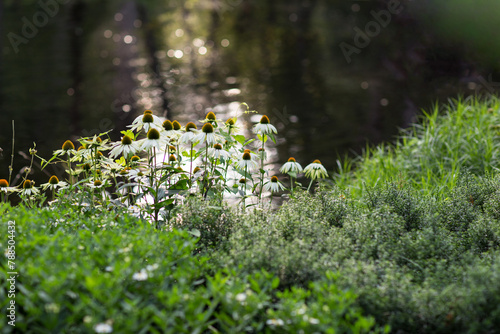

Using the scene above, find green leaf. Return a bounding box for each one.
[257,134,268,143]
[243,138,255,147]
[268,133,276,144]
[188,229,201,238]
[120,129,136,140]
[233,135,246,145]
[271,277,280,289]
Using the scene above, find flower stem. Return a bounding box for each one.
[67,153,72,185]
[203,143,209,196]
[152,147,159,227]
[307,178,315,193]
[189,143,193,189]
[8,120,15,186]
[243,165,247,209]
[258,135,265,207]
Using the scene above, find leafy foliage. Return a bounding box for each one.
[0,204,382,334]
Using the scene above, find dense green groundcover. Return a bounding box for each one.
[0,205,385,334]
[3,96,500,333]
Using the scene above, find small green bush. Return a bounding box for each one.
[170,196,234,252]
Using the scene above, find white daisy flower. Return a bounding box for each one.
[253,115,277,135]
[263,176,286,193]
[236,151,258,170]
[53,140,76,157]
[266,318,285,326]
[127,168,148,182]
[280,157,303,174]
[162,120,183,140]
[0,179,18,194]
[94,322,113,333]
[100,159,126,174]
[207,143,231,161]
[225,118,239,133]
[109,135,141,159]
[129,110,163,133]
[235,293,247,302]
[41,175,68,191]
[71,144,92,162]
[179,122,199,144]
[241,149,258,161]
[195,123,220,146]
[87,179,106,190]
[138,129,166,152]
[132,269,148,281]
[200,111,221,127]
[258,148,267,161]
[80,135,111,151]
[19,180,39,196]
[304,159,328,180]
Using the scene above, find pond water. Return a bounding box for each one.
[0,0,495,190]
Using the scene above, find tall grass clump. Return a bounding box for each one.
[335,96,500,198]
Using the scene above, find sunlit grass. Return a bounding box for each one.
[335,95,500,199]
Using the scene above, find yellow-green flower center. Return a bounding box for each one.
[23,180,33,189]
[271,176,279,182]
[144,110,153,115]
[163,120,173,131]
[173,120,181,130]
[169,145,176,152]
[260,115,270,124]
[239,178,246,184]
[142,113,154,123]
[0,179,9,187]
[186,122,197,131]
[121,135,133,145]
[169,154,177,161]
[193,167,201,173]
[206,112,216,121]
[226,118,235,126]
[202,123,214,133]
[242,152,251,160]
[49,175,59,185]
[214,144,222,150]
[94,180,102,186]
[131,155,140,162]
[288,157,296,162]
[147,129,161,140]
[62,140,75,151]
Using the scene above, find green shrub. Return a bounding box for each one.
[267,271,389,334]
[0,205,386,333]
[366,181,427,231]
[170,195,234,252]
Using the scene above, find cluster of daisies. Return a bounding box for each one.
[0,109,329,212]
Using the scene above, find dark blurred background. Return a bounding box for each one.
[2,0,500,185]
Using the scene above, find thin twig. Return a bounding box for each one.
[8,120,15,185]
